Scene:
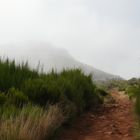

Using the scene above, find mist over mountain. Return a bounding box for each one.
[0,41,120,81]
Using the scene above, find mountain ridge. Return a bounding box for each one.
[0,41,121,81]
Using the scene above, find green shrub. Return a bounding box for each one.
[135,93,140,117]
[22,69,103,114]
[0,58,105,140]
[96,89,108,97]
[23,79,60,106]
[0,59,38,92]
[0,92,7,105]
[0,105,19,119]
[0,58,102,113]
[7,87,29,107]
[126,80,140,116]
[60,69,102,111]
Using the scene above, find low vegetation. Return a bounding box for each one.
[0,105,64,140]
[124,78,140,139]
[96,79,128,91]
[0,58,106,140]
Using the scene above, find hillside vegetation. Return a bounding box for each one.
[116,78,140,139]
[0,58,105,140]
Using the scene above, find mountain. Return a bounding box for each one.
[0,41,120,81]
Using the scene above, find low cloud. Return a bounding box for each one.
[0,0,140,79]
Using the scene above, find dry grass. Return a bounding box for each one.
[0,105,65,140]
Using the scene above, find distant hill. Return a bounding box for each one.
[0,41,121,81]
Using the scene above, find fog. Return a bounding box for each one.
[0,0,140,79]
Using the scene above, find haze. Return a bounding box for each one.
[0,0,140,79]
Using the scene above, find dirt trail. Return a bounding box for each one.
[59,90,135,140]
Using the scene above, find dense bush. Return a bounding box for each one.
[0,93,7,105]
[126,78,140,139]
[7,87,29,107]
[126,80,140,114]
[0,59,102,112]
[22,69,102,114]
[0,58,106,140]
[23,78,60,106]
[0,59,38,92]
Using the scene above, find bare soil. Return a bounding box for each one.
[59,90,135,140]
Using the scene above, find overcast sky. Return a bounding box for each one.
[0,0,140,79]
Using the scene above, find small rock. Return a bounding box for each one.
[79,131,83,134]
[99,116,105,119]
[111,124,116,129]
[124,134,129,137]
[114,104,119,107]
[90,115,95,118]
[105,131,113,135]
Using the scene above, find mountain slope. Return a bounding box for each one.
[0,41,120,81]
